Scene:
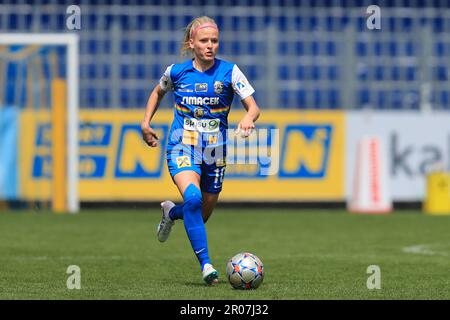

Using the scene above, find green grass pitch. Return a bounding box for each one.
[0,208,448,299]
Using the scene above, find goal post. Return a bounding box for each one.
[0,33,80,213]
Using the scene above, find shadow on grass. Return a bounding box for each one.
[183,281,230,288]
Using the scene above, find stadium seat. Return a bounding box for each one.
[1,1,448,110]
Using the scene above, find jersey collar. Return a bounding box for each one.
[190,58,219,74]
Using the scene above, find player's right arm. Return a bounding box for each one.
[141,84,166,147]
[141,64,174,147]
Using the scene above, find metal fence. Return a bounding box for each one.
[1,0,450,111]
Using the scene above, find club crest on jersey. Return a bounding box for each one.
[193,107,205,119]
[214,81,224,94]
[195,83,208,92]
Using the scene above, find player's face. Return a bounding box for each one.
[190,27,219,63]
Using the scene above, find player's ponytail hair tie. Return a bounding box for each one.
[190,23,218,39]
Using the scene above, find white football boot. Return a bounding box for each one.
[157,201,175,242]
[202,263,219,285]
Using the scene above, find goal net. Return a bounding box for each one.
[0,34,79,213]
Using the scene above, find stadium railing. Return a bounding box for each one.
[0,1,449,111]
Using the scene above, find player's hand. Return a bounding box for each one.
[141,122,159,147]
[235,115,255,138]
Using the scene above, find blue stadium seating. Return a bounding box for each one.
[1,1,449,110]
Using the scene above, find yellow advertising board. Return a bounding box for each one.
[19,109,345,201]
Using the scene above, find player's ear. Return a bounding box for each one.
[189,38,195,49]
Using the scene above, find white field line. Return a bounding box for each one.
[402,244,449,257]
[1,255,125,261]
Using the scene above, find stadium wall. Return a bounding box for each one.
[16,109,344,202]
[346,112,450,201]
[7,109,449,203]
[0,108,19,200]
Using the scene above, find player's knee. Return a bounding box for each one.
[183,184,203,212]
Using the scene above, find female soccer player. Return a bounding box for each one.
[141,16,260,285]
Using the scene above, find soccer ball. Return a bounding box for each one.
[226,252,264,289]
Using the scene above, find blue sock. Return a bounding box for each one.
[182,184,210,270]
[169,204,184,220]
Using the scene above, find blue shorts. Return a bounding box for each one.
[166,145,226,194]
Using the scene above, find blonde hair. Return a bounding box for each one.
[181,16,218,56]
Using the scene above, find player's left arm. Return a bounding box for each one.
[237,95,260,137]
[232,64,260,137]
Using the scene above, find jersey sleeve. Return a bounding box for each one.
[159,64,174,92]
[231,64,255,100]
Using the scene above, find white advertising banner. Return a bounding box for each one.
[346,112,450,201]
